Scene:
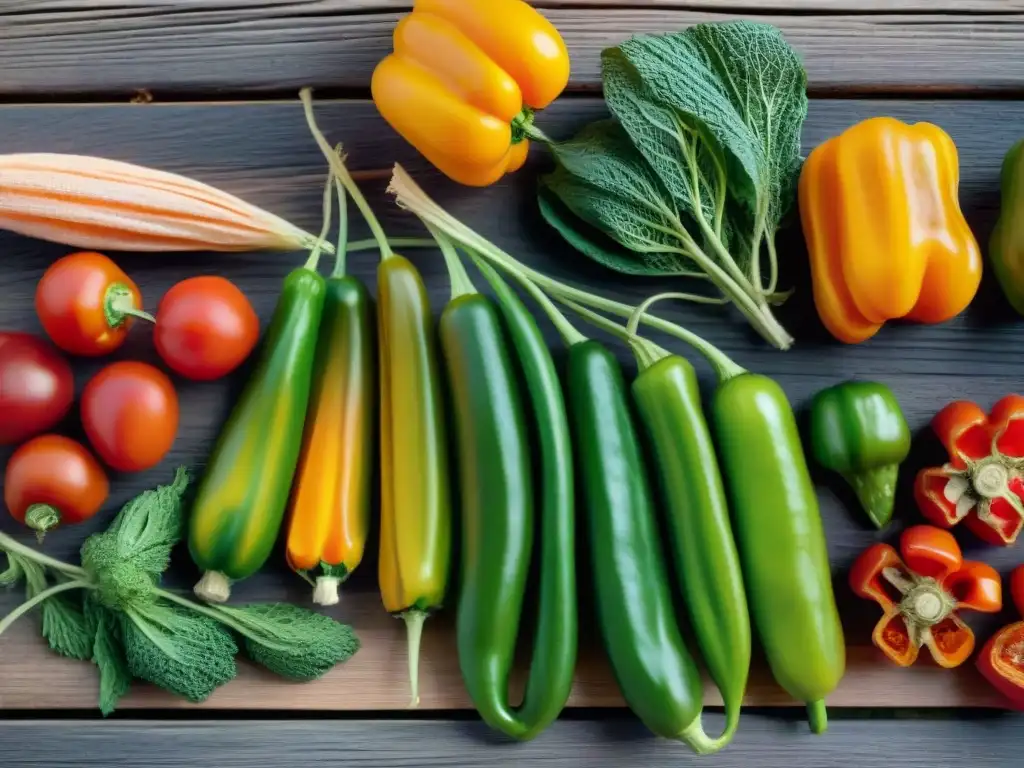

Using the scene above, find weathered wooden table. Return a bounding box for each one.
[3,1,1024,765]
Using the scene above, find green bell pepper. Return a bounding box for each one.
[808,380,911,529]
[991,138,1024,315]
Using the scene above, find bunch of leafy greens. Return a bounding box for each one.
[0,467,359,714]
[539,20,808,350]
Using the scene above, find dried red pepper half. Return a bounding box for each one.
[977,565,1024,710]
[849,525,1002,668]
[914,395,1024,545]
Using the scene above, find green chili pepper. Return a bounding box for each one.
[189,265,326,602]
[450,255,576,741]
[990,138,1024,315]
[809,380,911,529]
[712,372,846,735]
[568,339,722,755]
[632,353,750,748]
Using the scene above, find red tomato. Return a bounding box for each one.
[154,276,259,381]
[0,332,75,445]
[81,361,179,472]
[36,251,151,356]
[4,434,109,536]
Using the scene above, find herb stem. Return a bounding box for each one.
[0,532,87,578]
[346,237,436,253]
[300,88,394,261]
[332,175,349,278]
[469,251,587,348]
[387,163,749,376]
[765,233,780,296]
[558,297,669,369]
[303,164,335,272]
[431,226,476,299]
[0,579,89,638]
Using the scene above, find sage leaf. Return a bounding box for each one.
[84,596,132,715]
[545,120,697,274]
[537,184,644,273]
[122,603,237,703]
[42,593,92,661]
[214,603,360,682]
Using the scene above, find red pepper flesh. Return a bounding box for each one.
[849,525,1001,668]
[977,565,1024,710]
[914,395,1024,545]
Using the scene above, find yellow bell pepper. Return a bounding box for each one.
[371,0,570,187]
[798,116,982,344]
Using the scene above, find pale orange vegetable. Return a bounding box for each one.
[0,153,332,253]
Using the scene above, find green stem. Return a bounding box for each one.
[467,250,586,348]
[511,107,552,145]
[0,532,86,579]
[106,285,156,325]
[387,164,748,378]
[765,233,780,296]
[303,164,335,272]
[346,237,435,253]
[807,699,829,734]
[300,88,393,261]
[332,172,349,278]
[403,610,426,709]
[0,580,89,638]
[559,297,668,368]
[430,226,475,300]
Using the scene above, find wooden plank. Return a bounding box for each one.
[0,97,1023,713]
[2,717,1024,767]
[4,4,1024,95]
[13,1,1024,13]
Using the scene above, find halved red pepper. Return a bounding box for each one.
[849,525,1002,668]
[977,565,1024,710]
[914,395,1024,545]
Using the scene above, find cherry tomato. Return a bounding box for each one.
[0,332,75,445]
[4,434,109,537]
[81,361,179,472]
[36,251,152,356]
[153,276,259,381]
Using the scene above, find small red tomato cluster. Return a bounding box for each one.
[1,250,261,539]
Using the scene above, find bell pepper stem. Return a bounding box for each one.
[313,576,341,607]
[807,699,829,734]
[844,465,898,529]
[402,609,427,708]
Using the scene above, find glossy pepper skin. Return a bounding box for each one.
[456,262,576,740]
[850,525,1002,668]
[567,341,722,755]
[712,373,845,735]
[977,566,1024,710]
[799,116,982,343]
[371,0,570,186]
[377,254,451,707]
[285,276,375,606]
[189,267,325,601]
[809,380,911,529]
[632,355,749,747]
[914,395,1024,546]
[989,140,1024,316]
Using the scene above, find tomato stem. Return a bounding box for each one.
[105,283,155,326]
[24,504,60,542]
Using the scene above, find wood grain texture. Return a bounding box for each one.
[4,3,1024,95]
[0,97,1023,712]
[3,717,1024,767]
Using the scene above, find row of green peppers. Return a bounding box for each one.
[387,165,848,751]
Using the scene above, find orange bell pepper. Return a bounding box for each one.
[798,116,982,344]
[849,525,1001,668]
[371,0,569,187]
